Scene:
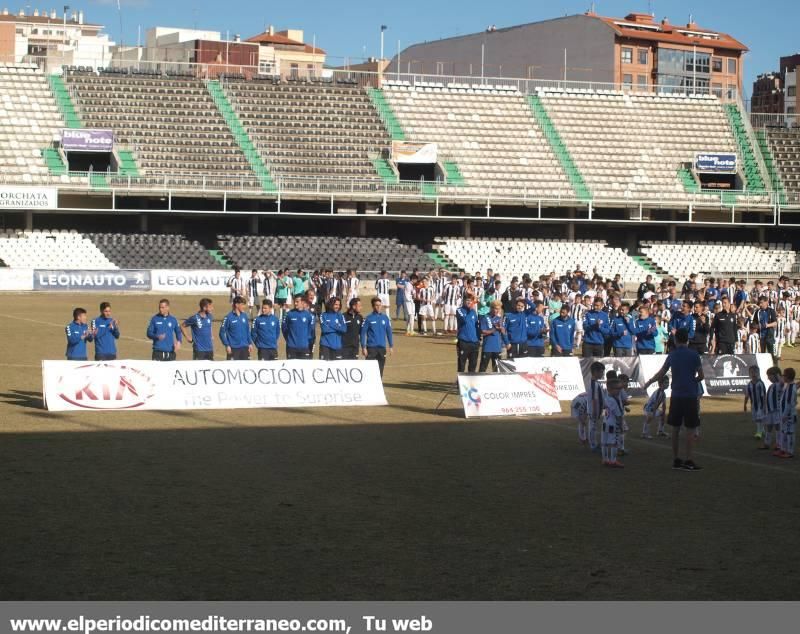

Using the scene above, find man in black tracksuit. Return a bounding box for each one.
[712,296,738,355]
[341,298,364,360]
[690,302,710,355]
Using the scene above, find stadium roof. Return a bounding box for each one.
[589,11,748,52]
[245,31,325,54]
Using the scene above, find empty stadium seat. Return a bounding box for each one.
[0,229,115,268]
[640,242,796,279]
[761,128,800,204]
[86,233,225,270]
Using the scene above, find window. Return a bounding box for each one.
[623,73,633,87]
[638,48,648,65]
[727,84,736,99]
[728,58,737,74]
[290,63,299,78]
[637,74,647,87]
[621,47,632,64]
[712,57,723,72]
[788,86,797,97]
[712,82,723,97]
[788,107,796,115]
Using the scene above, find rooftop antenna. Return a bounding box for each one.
[648,0,654,16]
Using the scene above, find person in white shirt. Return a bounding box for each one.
[228,268,246,307]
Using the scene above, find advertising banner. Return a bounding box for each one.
[0,186,57,209]
[694,152,737,173]
[579,357,647,397]
[498,357,584,401]
[0,268,34,291]
[61,128,115,152]
[42,360,388,412]
[458,371,561,419]
[391,140,438,164]
[33,270,151,292]
[151,269,234,293]
[639,353,773,397]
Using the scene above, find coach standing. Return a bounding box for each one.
[754,296,778,354]
[220,296,253,360]
[146,299,182,361]
[644,330,704,471]
[712,296,738,355]
[361,297,393,377]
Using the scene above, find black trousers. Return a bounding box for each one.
[551,348,572,357]
[614,347,633,357]
[528,346,545,358]
[457,340,480,373]
[340,346,359,360]
[227,347,250,361]
[479,351,501,373]
[366,346,387,376]
[193,351,214,361]
[715,342,735,355]
[257,348,278,361]
[319,345,343,361]
[689,342,707,355]
[152,350,176,362]
[583,343,604,358]
[286,347,311,360]
[637,349,654,355]
[508,342,528,359]
[95,353,117,361]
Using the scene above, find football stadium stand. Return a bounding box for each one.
[757,128,800,204]
[218,235,436,274]
[432,238,652,281]
[64,70,255,187]
[0,63,83,186]
[640,242,796,278]
[221,79,392,183]
[0,229,115,268]
[381,83,576,199]
[86,233,226,270]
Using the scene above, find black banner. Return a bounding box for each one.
[579,357,647,397]
[702,354,761,395]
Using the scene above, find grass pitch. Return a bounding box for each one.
[1,293,798,600]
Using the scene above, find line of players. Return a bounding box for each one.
[64,293,395,375]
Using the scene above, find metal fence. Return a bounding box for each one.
[749,113,799,130]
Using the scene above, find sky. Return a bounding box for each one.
[78,0,799,99]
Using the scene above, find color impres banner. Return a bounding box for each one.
[42,360,388,412]
[33,270,151,291]
[458,372,561,419]
[61,128,114,152]
[497,357,585,401]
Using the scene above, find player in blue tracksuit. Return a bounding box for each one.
[455,294,481,373]
[219,296,253,360]
[582,297,610,357]
[65,307,93,360]
[252,299,281,361]
[668,300,695,350]
[479,300,509,372]
[282,294,316,359]
[181,298,215,361]
[610,304,635,357]
[526,301,547,357]
[360,296,394,376]
[550,305,576,357]
[319,297,348,360]
[146,299,182,361]
[505,298,529,359]
[631,304,658,355]
[91,302,120,361]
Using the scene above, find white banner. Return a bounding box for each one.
[391,140,438,164]
[0,268,33,290]
[498,357,585,401]
[151,269,234,293]
[42,360,388,412]
[458,372,561,419]
[0,186,58,209]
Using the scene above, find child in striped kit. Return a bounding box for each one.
[744,365,767,441]
[774,307,788,360]
[746,324,761,355]
[764,366,783,452]
[571,392,589,445]
[775,367,797,459]
[642,376,669,439]
[602,378,626,468]
[587,361,606,452]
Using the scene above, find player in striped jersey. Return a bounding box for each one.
[775,306,788,360]
[417,279,437,336]
[746,324,761,355]
[744,365,768,441]
[764,366,783,452]
[375,270,391,313]
[433,272,447,323]
[228,268,246,307]
[262,270,276,305]
[246,269,262,319]
[789,298,800,347]
[346,270,360,303]
[642,376,669,438]
[570,294,587,351]
[776,367,797,458]
[442,275,463,335]
[586,361,605,451]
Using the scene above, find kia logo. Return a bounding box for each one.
[56,363,156,410]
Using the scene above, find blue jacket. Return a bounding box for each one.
[705,287,720,311]
[183,312,214,353]
[526,313,546,348]
[361,311,393,348]
[610,315,634,349]
[480,314,508,353]
[550,316,576,350]
[252,314,281,350]
[319,311,347,350]
[669,312,695,339]
[219,310,252,349]
[670,298,683,314]
[91,315,119,357]
[147,313,182,352]
[583,310,610,345]
[65,321,92,359]
[282,309,316,351]
[456,307,481,344]
[505,310,528,344]
[631,316,658,351]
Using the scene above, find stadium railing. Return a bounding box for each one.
[750,113,800,130]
